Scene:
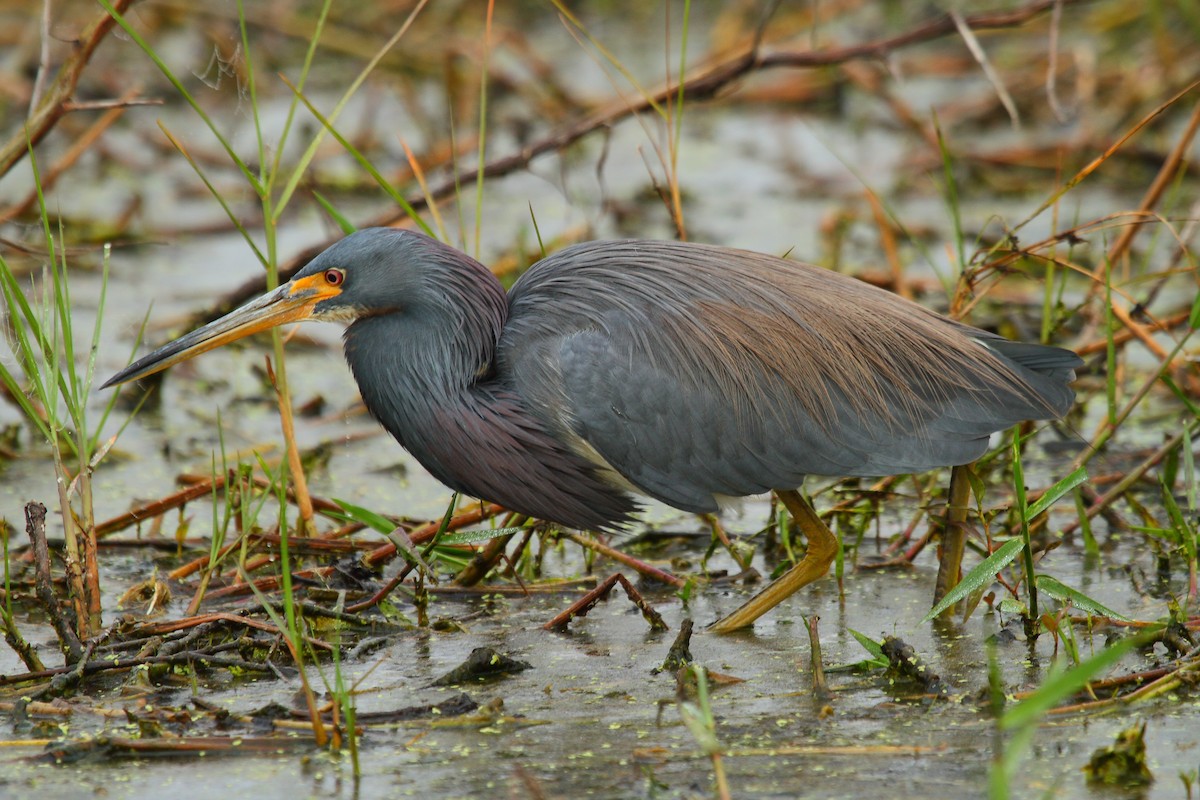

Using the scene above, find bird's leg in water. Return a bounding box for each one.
[708,489,838,633]
[932,464,972,611]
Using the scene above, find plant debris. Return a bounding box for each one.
[1083,722,1155,787]
[429,647,532,687]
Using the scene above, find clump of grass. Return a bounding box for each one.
[95,0,440,753]
[0,150,131,646]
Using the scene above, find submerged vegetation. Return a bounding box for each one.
[0,1,1197,797]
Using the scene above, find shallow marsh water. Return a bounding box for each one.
[3,525,1197,799]
[1,2,1198,799]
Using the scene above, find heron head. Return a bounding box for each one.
[101,227,461,389]
[289,227,444,323]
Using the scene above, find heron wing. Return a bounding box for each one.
[500,240,1079,514]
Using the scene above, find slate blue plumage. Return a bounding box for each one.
[280,228,1081,530]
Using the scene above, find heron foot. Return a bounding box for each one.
[708,488,838,633]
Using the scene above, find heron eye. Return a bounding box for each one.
[324,268,345,286]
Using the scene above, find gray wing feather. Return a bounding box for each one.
[498,240,1079,513]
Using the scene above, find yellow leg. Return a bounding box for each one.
[709,489,838,633]
[932,464,972,613]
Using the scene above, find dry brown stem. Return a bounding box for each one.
[24,501,84,663]
[0,0,138,179]
[564,531,686,588]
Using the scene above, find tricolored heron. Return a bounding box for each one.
[103,228,1080,631]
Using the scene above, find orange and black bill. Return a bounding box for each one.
[101,273,340,389]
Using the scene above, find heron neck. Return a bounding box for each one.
[341,268,506,420]
[341,309,635,530]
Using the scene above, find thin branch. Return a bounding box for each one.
[1,88,145,222]
[28,0,54,115]
[25,501,84,663]
[0,0,138,179]
[951,9,1020,127]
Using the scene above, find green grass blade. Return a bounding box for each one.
[1026,466,1089,519]
[266,0,333,193]
[274,0,430,215]
[0,259,55,445]
[1074,487,1098,557]
[1185,425,1196,513]
[922,538,1025,623]
[1160,374,1200,418]
[90,305,152,453]
[847,628,886,662]
[528,203,546,259]
[933,112,966,274]
[312,191,357,235]
[1103,259,1117,427]
[26,146,80,439]
[333,499,397,535]
[82,244,110,412]
[235,0,266,186]
[385,526,435,576]
[157,122,268,268]
[98,0,263,195]
[1162,480,1196,562]
[1032,575,1130,621]
[51,224,79,424]
[281,79,435,239]
[1012,428,1039,620]
[672,0,692,162]
[438,527,527,546]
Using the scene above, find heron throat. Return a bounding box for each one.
[339,274,637,530]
